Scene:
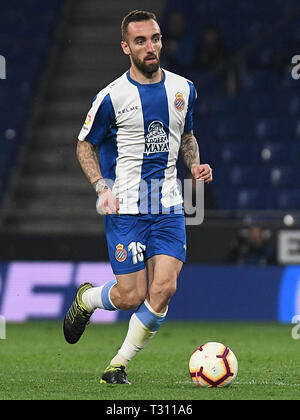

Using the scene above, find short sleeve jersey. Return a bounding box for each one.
[78,69,197,214]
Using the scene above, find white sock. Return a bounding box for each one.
[110,301,168,367]
[81,280,117,312]
[81,286,105,311]
[110,314,155,366]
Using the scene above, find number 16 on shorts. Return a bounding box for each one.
[128,242,146,265]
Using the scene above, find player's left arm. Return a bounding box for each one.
[180,130,213,183]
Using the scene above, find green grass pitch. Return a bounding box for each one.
[0,321,299,400]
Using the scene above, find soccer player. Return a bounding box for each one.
[63,10,212,384]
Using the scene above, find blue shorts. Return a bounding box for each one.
[104,213,186,275]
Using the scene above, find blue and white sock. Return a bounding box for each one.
[82,280,117,312]
[110,300,168,366]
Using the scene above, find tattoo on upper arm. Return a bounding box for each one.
[76,140,102,186]
[180,131,200,170]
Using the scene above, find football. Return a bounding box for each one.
[188,342,238,387]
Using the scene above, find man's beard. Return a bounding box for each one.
[130,53,160,78]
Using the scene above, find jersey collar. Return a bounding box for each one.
[126,69,166,87]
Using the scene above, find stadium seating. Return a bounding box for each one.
[0,0,62,206]
[164,0,300,210]
[2,0,300,214]
[278,189,300,209]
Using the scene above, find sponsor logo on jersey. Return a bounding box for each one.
[144,121,169,155]
[174,92,185,111]
[115,243,127,262]
[117,105,139,115]
[85,114,92,126]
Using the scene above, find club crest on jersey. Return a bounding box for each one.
[115,243,127,262]
[144,121,169,155]
[174,92,185,111]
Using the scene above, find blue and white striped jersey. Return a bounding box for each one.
[78,69,197,214]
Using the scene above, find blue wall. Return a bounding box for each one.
[169,265,282,321]
[0,262,299,322]
[118,264,300,323]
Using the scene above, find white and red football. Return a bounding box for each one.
[189,342,238,387]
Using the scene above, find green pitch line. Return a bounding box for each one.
[0,321,299,400]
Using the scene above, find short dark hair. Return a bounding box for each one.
[121,10,158,41]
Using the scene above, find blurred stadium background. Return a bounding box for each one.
[1,0,300,324]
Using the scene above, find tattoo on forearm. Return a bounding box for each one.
[76,140,103,187]
[180,131,200,170]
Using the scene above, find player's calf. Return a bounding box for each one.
[148,281,177,313]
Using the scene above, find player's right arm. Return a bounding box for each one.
[76,140,119,215]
